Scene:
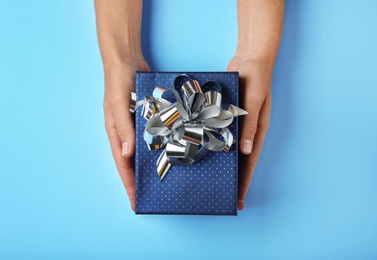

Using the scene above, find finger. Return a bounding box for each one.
[114,101,136,158]
[106,86,136,158]
[240,98,263,155]
[238,96,271,210]
[106,115,136,211]
[239,80,266,155]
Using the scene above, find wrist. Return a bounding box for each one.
[103,57,146,78]
[101,46,144,71]
[230,52,277,75]
[234,41,279,65]
[101,42,146,71]
[98,28,144,70]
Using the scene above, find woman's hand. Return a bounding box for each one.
[230,0,284,210]
[103,59,149,211]
[227,56,273,210]
[95,0,147,211]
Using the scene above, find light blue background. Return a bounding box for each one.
[1,0,377,259]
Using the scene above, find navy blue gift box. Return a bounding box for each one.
[134,72,240,215]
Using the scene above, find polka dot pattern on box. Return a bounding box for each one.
[135,72,239,215]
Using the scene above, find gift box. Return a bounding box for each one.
[133,72,243,215]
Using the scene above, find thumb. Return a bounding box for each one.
[112,99,136,158]
[240,97,263,155]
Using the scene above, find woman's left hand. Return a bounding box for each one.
[227,55,274,210]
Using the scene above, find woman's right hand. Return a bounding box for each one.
[103,58,150,211]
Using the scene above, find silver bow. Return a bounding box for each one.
[130,74,247,180]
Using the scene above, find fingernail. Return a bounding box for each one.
[122,142,129,157]
[238,202,244,211]
[243,139,252,154]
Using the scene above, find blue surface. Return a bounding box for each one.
[1,0,377,258]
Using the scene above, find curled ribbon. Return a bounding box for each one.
[130,74,247,180]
